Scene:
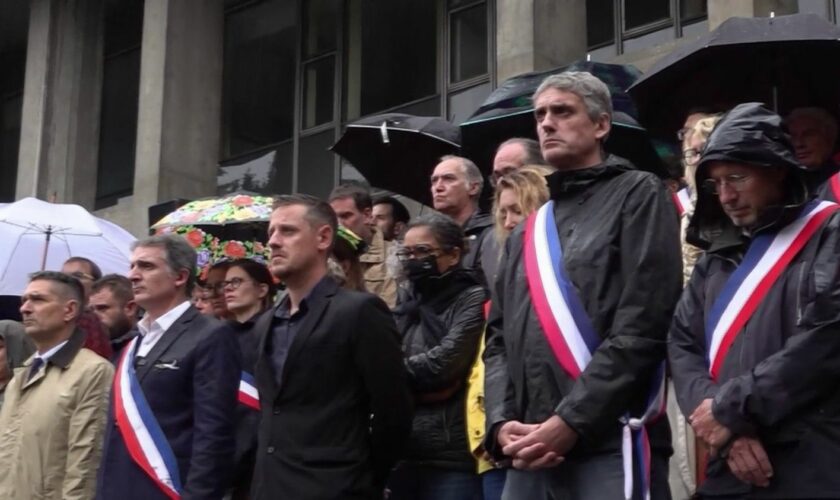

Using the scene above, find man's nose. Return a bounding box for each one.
[718,185,738,205]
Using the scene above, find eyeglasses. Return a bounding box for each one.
[682,148,701,163]
[222,277,250,290]
[702,174,753,195]
[201,282,226,297]
[396,245,441,261]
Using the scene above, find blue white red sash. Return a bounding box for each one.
[706,200,839,380]
[524,201,666,500]
[113,338,182,499]
[672,187,694,216]
[238,371,260,411]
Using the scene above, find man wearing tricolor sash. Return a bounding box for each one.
[670,103,840,498]
[97,235,241,500]
[484,71,682,499]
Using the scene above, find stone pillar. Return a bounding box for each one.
[496,0,587,82]
[15,0,103,206]
[708,0,798,29]
[131,0,224,234]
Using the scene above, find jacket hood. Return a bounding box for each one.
[688,103,811,250]
[545,154,636,198]
[0,320,34,376]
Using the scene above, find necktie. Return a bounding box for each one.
[27,357,44,382]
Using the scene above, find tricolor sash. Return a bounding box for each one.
[238,371,260,411]
[672,187,694,216]
[524,201,666,500]
[706,200,839,380]
[830,172,840,202]
[113,338,182,499]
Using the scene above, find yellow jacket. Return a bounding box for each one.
[466,331,495,474]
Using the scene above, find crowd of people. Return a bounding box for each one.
[0,69,839,500]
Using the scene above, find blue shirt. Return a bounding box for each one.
[269,276,333,387]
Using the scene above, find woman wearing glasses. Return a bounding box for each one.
[388,213,487,500]
[223,258,276,500]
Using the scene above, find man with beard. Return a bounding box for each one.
[250,194,412,500]
[90,274,138,356]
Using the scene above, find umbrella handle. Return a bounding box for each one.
[40,226,52,271]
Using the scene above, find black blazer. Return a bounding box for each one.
[250,278,413,500]
[96,305,241,500]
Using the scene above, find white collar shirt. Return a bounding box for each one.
[135,300,191,358]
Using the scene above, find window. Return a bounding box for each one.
[680,0,707,22]
[302,0,338,130]
[624,0,670,31]
[0,0,28,202]
[449,3,488,83]
[586,0,615,48]
[586,0,707,52]
[344,0,438,119]
[217,142,293,196]
[95,0,143,209]
[222,0,297,159]
[297,131,335,199]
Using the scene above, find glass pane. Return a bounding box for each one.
[303,56,335,129]
[797,0,830,18]
[450,4,488,83]
[218,142,293,196]
[0,94,22,202]
[223,0,297,159]
[448,82,491,124]
[623,25,675,52]
[96,49,141,209]
[344,0,438,119]
[624,0,670,30]
[680,0,707,22]
[104,0,144,56]
[298,130,336,199]
[586,0,615,48]
[304,0,339,58]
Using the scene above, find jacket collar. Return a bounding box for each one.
[545,155,635,198]
[462,210,493,235]
[47,326,86,369]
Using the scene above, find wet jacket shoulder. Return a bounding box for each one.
[484,156,681,455]
[461,211,496,289]
[396,269,487,470]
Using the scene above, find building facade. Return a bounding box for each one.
[1,0,838,235]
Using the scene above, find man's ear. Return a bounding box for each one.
[173,268,190,291]
[317,224,334,252]
[64,300,81,323]
[593,113,612,141]
[363,207,373,224]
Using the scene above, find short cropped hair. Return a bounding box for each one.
[273,194,338,252]
[131,235,198,296]
[92,274,134,305]
[328,182,373,211]
[439,155,484,200]
[533,71,613,123]
[64,256,102,281]
[495,138,547,166]
[29,271,85,318]
[373,195,410,224]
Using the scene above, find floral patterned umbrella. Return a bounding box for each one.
[150,194,273,280]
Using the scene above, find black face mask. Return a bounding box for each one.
[404,255,440,284]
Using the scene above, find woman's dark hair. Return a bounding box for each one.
[406,213,465,252]
[227,258,277,309]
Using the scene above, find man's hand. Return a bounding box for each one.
[690,398,732,449]
[497,420,540,449]
[502,415,576,470]
[726,437,773,487]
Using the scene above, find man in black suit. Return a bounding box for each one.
[251,194,412,500]
[96,235,240,499]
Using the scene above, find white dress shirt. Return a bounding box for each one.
[135,301,191,358]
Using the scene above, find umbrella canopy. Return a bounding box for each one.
[331,113,461,205]
[628,13,840,138]
[461,61,667,178]
[0,198,136,295]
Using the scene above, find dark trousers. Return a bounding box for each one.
[388,464,481,500]
[501,450,671,500]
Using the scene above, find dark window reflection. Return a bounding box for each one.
[586,0,615,48]
[450,4,488,83]
[304,0,339,58]
[223,0,297,159]
[303,56,335,129]
[624,0,670,30]
[680,0,707,22]
[298,131,335,199]
[218,143,293,196]
[96,0,143,209]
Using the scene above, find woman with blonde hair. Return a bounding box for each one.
[492,165,553,244]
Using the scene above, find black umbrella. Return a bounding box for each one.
[629,13,840,139]
[460,61,667,178]
[331,113,460,205]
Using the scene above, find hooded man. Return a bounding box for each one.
[669,103,840,498]
[0,320,34,409]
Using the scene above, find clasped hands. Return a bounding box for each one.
[690,398,773,487]
[498,415,577,470]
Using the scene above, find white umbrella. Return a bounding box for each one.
[0,197,137,296]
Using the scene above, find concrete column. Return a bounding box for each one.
[495,0,586,83]
[15,0,103,206]
[708,0,798,29]
[131,0,224,234]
